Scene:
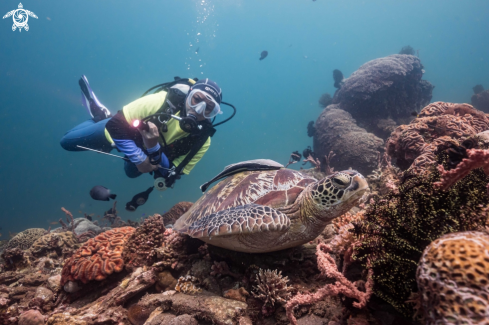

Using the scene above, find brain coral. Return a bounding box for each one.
[6,228,47,250]
[386,102,489,175]
[122,214,166,271]
[30,231,80,257]
[417,231,489,324]
[61,227,135,285]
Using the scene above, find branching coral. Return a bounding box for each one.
[60,227,135,285]
[434,148,489,192]
[285,243,372,325]
[416,231,489,324]
[252,268,292,315]
[352,160,489,317]
[122,214,166,271]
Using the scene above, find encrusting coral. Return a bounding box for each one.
[175,275,202,294]
[161,202,193,226]
[29,231,80,258]
[5,228,47,250]
[386,102,489,175]
[415,231,489,324]
[352,155,489,317]
[60,227,135,285]
[122,214,166,271]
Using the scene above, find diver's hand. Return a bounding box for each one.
[136,157,160,174]
[138,121,159,149]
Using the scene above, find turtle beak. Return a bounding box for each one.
[349,174,369,193]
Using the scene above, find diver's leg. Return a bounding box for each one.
[60,118,113,152]
[124,160,143,178]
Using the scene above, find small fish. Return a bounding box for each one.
[46,17,51,21]
[259,50,268,60]
[0,233,2,238]
[49,221,58,225]
[195,47,200,54]
[90,186,117,201]
[411,111,419,117]
[333,69,344,89]
[126,187,154,212]
[78,210,83,214]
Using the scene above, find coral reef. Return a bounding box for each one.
[307,121,315,137]
[313,105,383,174]
[161,202,193,226]
[318,93,333,108]
[122,214,166,271]
[5,228,47,250]
[60,227,135,285]
[399,45,415,55]
[252,269,292,314]
[332,54,433,135]
[472,88,489,113]
[352,161,489,317]
[386,102,489,175]
[415,231,489,324]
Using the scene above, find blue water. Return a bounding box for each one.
[0,0,488,234]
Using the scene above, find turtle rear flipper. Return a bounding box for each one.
[175,203,291,238]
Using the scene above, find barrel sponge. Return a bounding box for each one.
[60,227,135,285]
[417,231,489,324]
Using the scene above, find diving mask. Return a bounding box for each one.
[186,89,222,118]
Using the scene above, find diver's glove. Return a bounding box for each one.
[165,172,182,188]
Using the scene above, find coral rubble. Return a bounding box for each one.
[61,227,135,285]
[416,231,489,324]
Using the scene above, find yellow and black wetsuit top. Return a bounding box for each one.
[105,90,211,175]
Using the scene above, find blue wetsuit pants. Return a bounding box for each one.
[60,119,143,178]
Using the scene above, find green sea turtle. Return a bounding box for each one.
[174,159,369,253]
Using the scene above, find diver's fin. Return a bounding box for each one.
[78,75,112,121]
[109,194,117,200]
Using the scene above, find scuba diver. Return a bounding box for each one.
[60,75,235,211]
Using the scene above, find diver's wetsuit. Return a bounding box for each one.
[60,89,211,178]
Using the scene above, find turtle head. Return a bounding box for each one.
[305,170,369,222]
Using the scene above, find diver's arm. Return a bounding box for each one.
[105,112,159,173]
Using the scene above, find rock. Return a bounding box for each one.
[223,287,249,303]
[156,270,178,291]
[477,130,489,144]
[34,287,54,305]
[297,314,327,325]
[47,275,61,292]
[71,218,102,236]
[314,106,384,175]
[471,89,489,113]
[18,310,45,325]
[139,291,247,325]
[46,314,87,325]
[168,314,198,325]
[332,54,433,128]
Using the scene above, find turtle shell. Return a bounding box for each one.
[174,168,316,231]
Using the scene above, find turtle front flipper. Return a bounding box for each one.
[175,203,291,238]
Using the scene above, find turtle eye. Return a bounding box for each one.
[332,176,349,189]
